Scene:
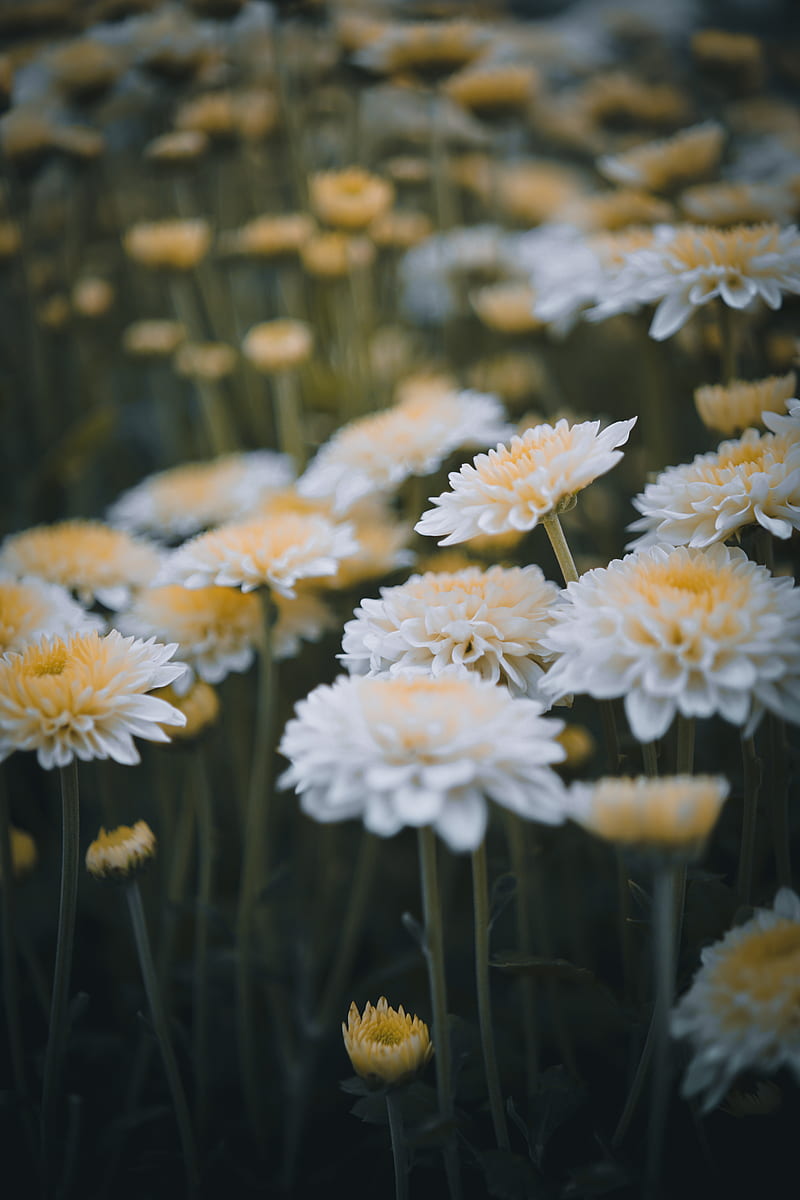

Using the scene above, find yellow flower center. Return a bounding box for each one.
[669,224,780,271]
[711,920,800,1032]
[26,645,68,676]
[367,1018,408,1046]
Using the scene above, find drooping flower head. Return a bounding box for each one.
[279,673,567,852]
[0,521,161,610]
[0,575,104,654]
[568,775,729,861]
[415,417,636,545]
[107,452,296,542]
[539,543,800,742]
[343,997,433,1088]
[672,888,800,1112]
[158,512,358,597]
[298,387,510,515]
[0,630,186,769]
[340,564,559,698]
[627,423,800,548]
[597,121,725,193]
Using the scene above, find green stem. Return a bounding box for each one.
[314,831,379,1033]
[642,742,659,778]
[192,747,215,1135]
[718,302,737,386]
[737,734,760,907]
[675,715,695,777]
[616,850,636,1008]
[767,715,792,889]
[125,881,199,1196]
[41,761,81,1186]
[542,511,579,584]
[236,590,277,1144]
[471,841,510,1150]
[0,780,35,1160]
[196,379,236,458]
[504,814,539,1101]
[386,1089,409,1200]
[417,828,461,1200]
[643,864,678,1200]
[272,370,306,469]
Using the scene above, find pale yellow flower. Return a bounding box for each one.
[343,997,433,1087]
[123,219,211,271]
[310,167,395,231]
[86,821,157,881]
[598,122,725,193]
[242,320,313,373]
[694,373,798,436]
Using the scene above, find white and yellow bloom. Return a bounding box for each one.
[279,673,567,852]
[415,417,636,545]
[539,543,800,742]
[0,575,103,654]
[340,564,559,697]
[343,997,433,1087]
[672,889,800,1112]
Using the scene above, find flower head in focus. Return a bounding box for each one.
[158,512,358,597]
[299,387,510,515]
[0,631,186,769]
[569,775,729,861]
[86,821,157,882]
[107,452,295,541]
[415,417,636,545]
[279,673,567,852]
[343,997,433,1088]
[0,576,104,654]
[672,888,800,1112]
[627,425,800,548]
[539,543,800,742]
[341,564,559,697]
[694,373,797,436]
[0,521,161,610]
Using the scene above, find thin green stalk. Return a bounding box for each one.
[718,302,737,385]
[386,1089,409,1200]
[272,370,306,468]
[125,881,199,1196]
[675,715,695,777]
[471,841,510,1150]
[542,511,579,584]
[615,850,636,1007]
[642,742,659,778]
[196,379,236,458]
[767,715,791,889]
[643,865,678,1200]
[504,814,540,1101]
[417,827,461,1200]
[236,590,277,1144]
[737,734,760,907]
[192,747,215,1135]
[41,761,81,1186]
[0,780,35,1160]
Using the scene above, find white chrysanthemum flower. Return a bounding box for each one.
[628,426,800,548]
[298,387,510,515]
[672,888,800,1112]
[107,451,295,541]
[0,575,104,654]
[539,543,800,743]
[340,565,560,697]
[278,673,567,852]
[588,223,800,341]
[0,630,186,770]
[415,417,636,545]
[157,512,358,597]
[118,584,263,693]
[0,521,161,610]
[568,775,729,861]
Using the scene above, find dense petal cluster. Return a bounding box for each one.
[343,996,433,1087]
[589,223,800,341]
[628,425,800,548]
[694,373,797,436]
[279,673,567,852]
[157,513,358,597]
[672,889,800,1112]
[0,631,186,769]
[341,564,559,697]
[0,575,103,654]
[107,452,295,541]
[415,418,636,544]
[539,543,800,742]
[298,387,510,514]
[85,821,157,881]
[0,521,161,610]
[568,775,729,860]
